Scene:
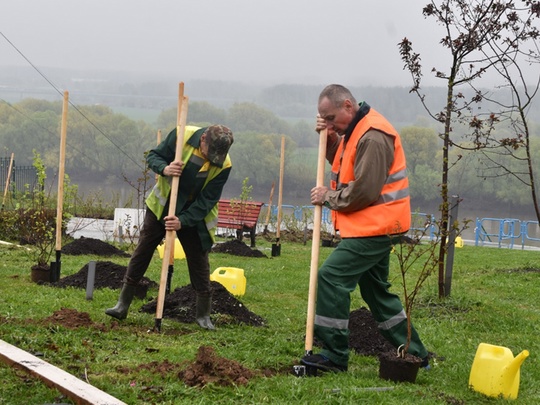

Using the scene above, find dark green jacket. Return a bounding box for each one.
[146,125,232,249]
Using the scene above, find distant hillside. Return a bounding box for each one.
[4,66,538,128]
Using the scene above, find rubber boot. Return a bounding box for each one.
[195,294,215,330]
[105,284,136,320]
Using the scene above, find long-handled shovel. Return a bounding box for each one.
[154,82,188,332]
[155,129,176,295]
[50,91,69,283]
[1,152,14,210]
[271,136,285,256]
[293,128,327,377]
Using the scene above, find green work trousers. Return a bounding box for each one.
[314,236,428,367]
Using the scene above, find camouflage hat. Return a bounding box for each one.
[204,125,234,166]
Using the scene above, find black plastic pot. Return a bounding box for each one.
[378,351,422,383]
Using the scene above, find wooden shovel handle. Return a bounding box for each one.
[305,128,327,352]
[155,83,188,328]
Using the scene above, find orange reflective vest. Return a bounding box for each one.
[330,109,410,237]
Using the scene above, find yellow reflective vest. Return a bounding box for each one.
[145,125,232,243]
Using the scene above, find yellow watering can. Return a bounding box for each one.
[210,267,246,296]
[156,238,185,259]
[469,343,529,399]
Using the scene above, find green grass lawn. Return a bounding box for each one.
[1,239,539,404]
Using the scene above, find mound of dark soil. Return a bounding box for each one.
[211,239,267,257]
[43,308,107,331]
[62,237,130,257]
[140,281,266,327]
[349,307,395,355]
[260,229,342,245]
[180,345,255,387]
[51,260,157,299]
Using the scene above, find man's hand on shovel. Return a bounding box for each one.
[310,186,328,206]
[163,161,184,177]
[164,216,181,231]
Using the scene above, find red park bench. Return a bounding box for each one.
[217,199,264,247]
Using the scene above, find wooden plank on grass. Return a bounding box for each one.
[0,339,126,405]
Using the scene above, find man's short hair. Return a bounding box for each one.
[319,84,357,107]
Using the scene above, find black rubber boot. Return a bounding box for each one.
[105,284,136,320]
[195,294,215,330]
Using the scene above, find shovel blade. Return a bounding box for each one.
[49,261,60,282]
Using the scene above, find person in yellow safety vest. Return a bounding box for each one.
[301,84,430,373]
[106,125,233,330]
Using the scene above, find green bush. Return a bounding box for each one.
[0,209,19,241]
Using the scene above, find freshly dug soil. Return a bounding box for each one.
[140,281,266,327]
[62,236,130,257]
[211,239,267,257]
[50,260,156,299]
[261,229,342,245]
[44,307,104,329]
[349,307,395,355]
[180,345,254,387]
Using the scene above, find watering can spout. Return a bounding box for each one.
[502,350,529,388]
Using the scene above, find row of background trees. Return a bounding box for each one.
[0,94,538,218]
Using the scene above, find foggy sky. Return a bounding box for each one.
[1,0,448,87]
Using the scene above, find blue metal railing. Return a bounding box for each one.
[475,217,540,249]
[264,204,435,237]
[409,212,437,240]
[521,221,540,249]
[263,204,540,250]
[266,204,333,225]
